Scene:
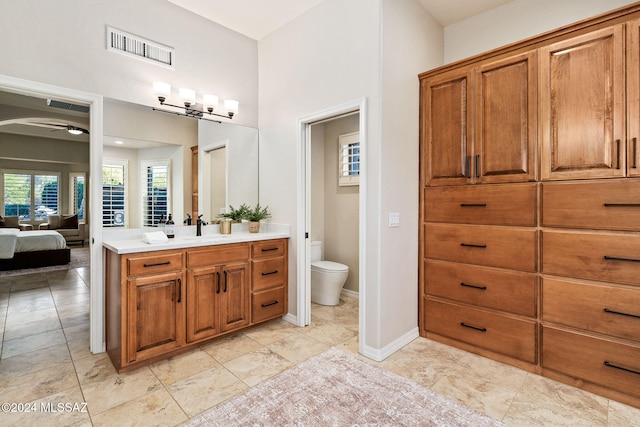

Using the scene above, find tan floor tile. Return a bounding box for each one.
[302,316,356,345]
[268,333,330,363]
[223,347,293,387]
[62,322,90,343]
[3,316,61,341]
[10,279,50,292]
[503,374,609,426]
[0,362,79,403]
[5,307,59,328]
[168,365,249,417]
[0,385,91,427]
[7,295,55,314]
[59,310,90,329]
[150,349,219,386]
[66,336,92,361]
[2,328,66,359]
[201,333,263,363]
[607,400,640,427]
[242,318,300,345]
[0,343,71,383]
[91,388,188,427]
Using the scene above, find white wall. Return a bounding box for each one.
[0,0,258,127]
[259,0,442,356]
[444,0,638,63]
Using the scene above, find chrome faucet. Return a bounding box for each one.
[196,214,207,236]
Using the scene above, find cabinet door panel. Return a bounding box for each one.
[627,19,640,177]
[221,262,250,332]
[422,69,472,186]
[475,51,537,183]
[127,272,182,363]
[186,267,220,343]
[540,26,625,180]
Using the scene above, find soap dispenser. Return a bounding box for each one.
[166,214,175,238]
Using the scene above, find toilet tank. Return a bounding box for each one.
[310,241,322,263]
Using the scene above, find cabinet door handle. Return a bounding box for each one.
[177,278,182,303]
[460,282,487,290]
[261,247,279,252]
[633,137,638,169]
[223,270,228,292]
[604,308,640,319]
[616,139,621,169]
[603,203,640,207]
[460,203,487,207]
[143,261,170,268]
[604,255,640,263]
[216,272,221,294]
[460,322,486,332]
[460,243,487,248]
[604,361,640,376]
[262,270,279,276]
[465,156,471,178]
[475,154,480,178]
[261,300,279,308]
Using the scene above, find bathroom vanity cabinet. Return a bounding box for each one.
[105,238,288,372]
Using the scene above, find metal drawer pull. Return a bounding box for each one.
[216,272,221,294]
[604,361,640,376]
[475,154,480,178]
[460,282,487,290]
[262,270,279,276]
[261,247,279,252]
[633,137,638,169]
[465,156,471,179]
[460,322,486,332]
[460,243,487,248]
[603,203,640,207]
[143,261,170,267]
[223,270,228,292]
[616,139,621,169]
[460,203,487,207]
[604,308,640,319]
[261,300,279,308]
[177,278,182,303]
[604,255,640,263]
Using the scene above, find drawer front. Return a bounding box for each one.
[252,239,286,259]
[542,180,640,231]
[253,257,285,291]
[425,224,537,272]
[425,299,536,363]
[542,231,640,286]
[425,260,536,317]
[187,243,249,268]
[425,183,536,226]
[127,251,183,276]
[252,287,286,323]
[542,278,640,342]
[543,326,640,398]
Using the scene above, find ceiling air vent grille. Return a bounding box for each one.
[106,26,174,69]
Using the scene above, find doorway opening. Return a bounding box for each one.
[297,98,367,354]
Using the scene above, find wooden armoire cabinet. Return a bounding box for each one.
[419,3,640,409]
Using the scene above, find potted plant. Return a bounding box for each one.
[245,203,271,233]
[218,204,250,222]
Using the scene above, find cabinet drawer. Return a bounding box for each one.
[425,224,537,272]
[252,287,286,323]
[425,260,536,317]
[425,183,536,226]
[542,278,640,342]
[252,239,286,259]
[425,298,536,363]
[543,326,640,398]
[187,243,249,268]
[542,181,640,231]
[253,257,285,291]
[542,230,640,286]
[127,251,183,276]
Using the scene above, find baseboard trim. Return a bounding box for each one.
[282,313,301,327]
[341,288,359,300]
[361,327,420,362]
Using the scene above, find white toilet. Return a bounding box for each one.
[310,241,349,306]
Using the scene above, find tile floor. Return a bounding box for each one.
[0,259,639,426]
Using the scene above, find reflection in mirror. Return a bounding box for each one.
[198,120,258,223]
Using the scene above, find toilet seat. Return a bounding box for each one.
[311,260,348,273]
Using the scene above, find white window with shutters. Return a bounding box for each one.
[141,160,170,227]
[338,132,360,186]
[1,169,60,223]
[69,172,86,221]
[102,159,127,227]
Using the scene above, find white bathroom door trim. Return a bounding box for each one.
[296,98,367,346]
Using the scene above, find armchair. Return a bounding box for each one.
[39,214,86,244]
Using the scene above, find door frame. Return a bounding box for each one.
[0,74,104,353]
[296,97,367,352]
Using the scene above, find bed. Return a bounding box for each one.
[0,228,70,271]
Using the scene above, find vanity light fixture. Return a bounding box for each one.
[152,81,238,120]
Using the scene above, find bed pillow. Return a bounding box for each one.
[59,214,78,229]
[0,216,20,228]
[47,215,61,229]
[0,215,4,227]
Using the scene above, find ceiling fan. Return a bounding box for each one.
[16,120,90,135]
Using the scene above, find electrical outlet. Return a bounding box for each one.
[389,212,400,227]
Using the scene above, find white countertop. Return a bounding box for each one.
[103,223,290,254]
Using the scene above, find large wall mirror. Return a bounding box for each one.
[104,98,258,228]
